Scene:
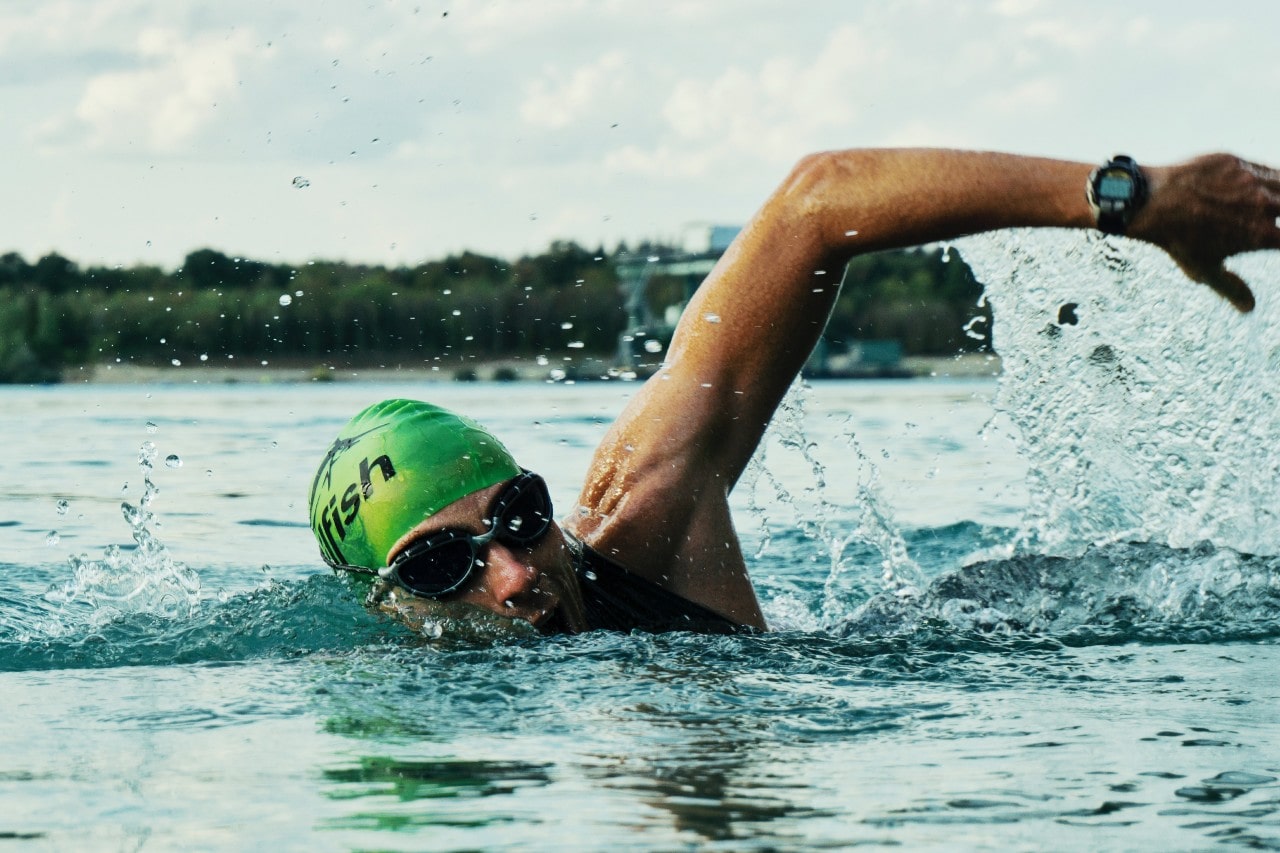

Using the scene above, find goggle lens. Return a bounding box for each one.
[384,472,553,598]
[393,533,478,597]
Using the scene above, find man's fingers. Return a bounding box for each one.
[1243,159,1280,187]
[1203,267,1256,313]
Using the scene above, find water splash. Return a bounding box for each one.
[958,231,1280,557]
[44,439,202,629]
[2,575,395,672]
[839,539,1280,645]
[745,381,922,629]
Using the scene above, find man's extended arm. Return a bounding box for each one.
[569,148,1280,626]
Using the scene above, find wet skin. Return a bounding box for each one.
[384,479,591,634]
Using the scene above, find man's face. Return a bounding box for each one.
[382,477,589,634]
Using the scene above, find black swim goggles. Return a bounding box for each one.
[326,471,554,599]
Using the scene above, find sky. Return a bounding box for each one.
[5,0,1280,270]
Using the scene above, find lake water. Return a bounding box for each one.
[3,233,1280,850]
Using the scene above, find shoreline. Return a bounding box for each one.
[59,353,1002,385]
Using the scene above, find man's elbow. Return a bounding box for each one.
[782,151,842,203]
[773,150,862,254]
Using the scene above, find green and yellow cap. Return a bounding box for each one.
[308,399,521,570]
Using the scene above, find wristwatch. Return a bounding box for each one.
[1086,155,1148,235]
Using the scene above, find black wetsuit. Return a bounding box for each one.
[566,535,745,635]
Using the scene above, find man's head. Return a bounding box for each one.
[308,398,521,570]
[309,398,589,633]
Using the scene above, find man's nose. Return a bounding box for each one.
[477,543,540,605]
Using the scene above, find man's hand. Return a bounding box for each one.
[1134,154,1280,312]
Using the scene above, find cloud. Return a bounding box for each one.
[520,51,628,130]
[7,0,1280,269]
[991,0,1044,15]
[601,142,717,180]
[448,0,604,53]
[38,26,261,155]
[595,24,888,179]
[979,77,1063,116]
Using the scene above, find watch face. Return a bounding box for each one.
[1089,156,1145,234]
[1097,172,1134,201]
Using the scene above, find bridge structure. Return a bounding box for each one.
[612,224,907,378]
[613,225,738,373]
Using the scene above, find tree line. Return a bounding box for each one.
[0,242,989,383]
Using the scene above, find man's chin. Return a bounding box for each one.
[373,585,544,640]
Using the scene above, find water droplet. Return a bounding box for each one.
[845,229,859,237]
[567,341,584,349]
[292,176,311,189]
[165,454,182,469]
[171,358,181,367]
[583,570,598,581]
[963,315,989,340]
[503,599,516,609]
[146,421,159,434]
[55,499,69,515]
[535,355,549,366]
[644,339,663,353]
[121,502,143,527]
[702,313,721,324]
[560,322,574,330]
[45,531,60,546]
[278,294,293,307]
[451,309,461,316]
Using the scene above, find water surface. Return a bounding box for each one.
[3,233,1280,850]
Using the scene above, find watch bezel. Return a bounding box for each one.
[1087,155,1148,236]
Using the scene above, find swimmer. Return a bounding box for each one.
[309,149,1280,634]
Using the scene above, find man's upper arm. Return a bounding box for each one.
[562,157,842,626]
[628,157,846,485]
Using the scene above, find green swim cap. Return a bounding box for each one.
[308,399,521,570]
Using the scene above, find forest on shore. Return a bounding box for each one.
[0,242,989,383]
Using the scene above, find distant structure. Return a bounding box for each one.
[679,223,742,255]
[614,223,907,378]
[614,224,741,372]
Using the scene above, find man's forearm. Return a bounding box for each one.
[787,147,1277,311]
[779,148,1095,267]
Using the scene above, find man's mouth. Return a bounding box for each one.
[533,605,571,635]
